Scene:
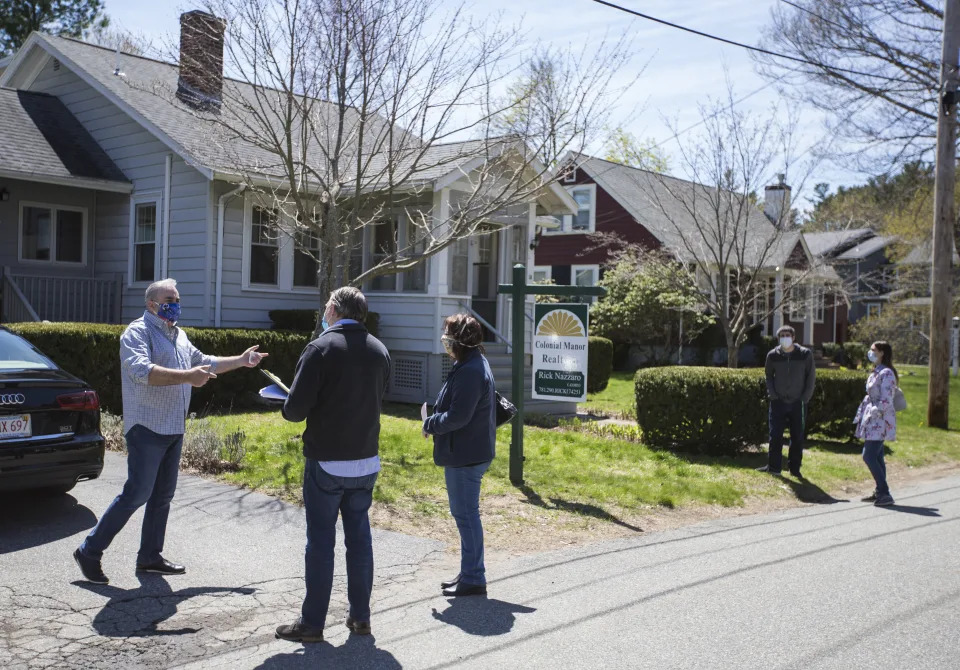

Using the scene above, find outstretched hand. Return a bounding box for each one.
[242,345,268,367]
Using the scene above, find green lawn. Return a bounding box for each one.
[198,363,960,530]
[581,371,636,418]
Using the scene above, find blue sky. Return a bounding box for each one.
[101,0,860,209]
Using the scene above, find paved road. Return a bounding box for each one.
[2,453,959,669]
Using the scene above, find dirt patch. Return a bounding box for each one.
[369,462,960,557]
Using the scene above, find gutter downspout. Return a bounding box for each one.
[216,185,246,327]
[162,154,172,277]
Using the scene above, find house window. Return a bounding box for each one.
[789,284,806,321]
[753,277,772,323]
[250,206,280,285]
[555,184,596,234]
[572,264,599,303]
[20,203,86,264]
[532,266,551,283]
[293,229,320,288]
[866,302,882,319]
[133,202,158,282]
[370,220,397,291]
[450,237,469,294]
[812,286,825,323]
[403,219,427,292]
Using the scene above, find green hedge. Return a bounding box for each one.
[587,336,614,393]
[7,323,310,415]
[268,309,380,337]
[634,366,867,453]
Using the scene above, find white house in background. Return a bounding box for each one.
[0,14,578,408]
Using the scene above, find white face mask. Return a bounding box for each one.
[868,350,879,363]
[779,337,793,349]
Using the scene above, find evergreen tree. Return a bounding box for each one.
[1,0,109,56]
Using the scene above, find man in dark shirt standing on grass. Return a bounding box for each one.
[275,287,391,644]
[759,324,816,478]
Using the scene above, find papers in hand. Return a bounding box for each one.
[421,402,428,421]
[259,368,290,394]
[259,384,288,402]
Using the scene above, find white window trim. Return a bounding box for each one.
[19,200,89,267]
[866,302,882,318]
[572,263,599,303]
[812,285,826,324]
[127,192,162,288]
[789,284,806,322]
[532,265,552,282]
[242,195,295,292]
[753,277,772,324]
[367,215,429,294]
[546,183,597,235]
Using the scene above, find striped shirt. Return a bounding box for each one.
[119,311,217,435]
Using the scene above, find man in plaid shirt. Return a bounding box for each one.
[73,278,268,584]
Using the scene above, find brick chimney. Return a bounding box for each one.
[176,10,227,111]
[764,173,792,229]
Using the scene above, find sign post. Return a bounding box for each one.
[499,264,606,485]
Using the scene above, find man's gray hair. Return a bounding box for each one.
[145,278,177,304]
[328,286,367,322]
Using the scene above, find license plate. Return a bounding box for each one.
[0,415,31,440]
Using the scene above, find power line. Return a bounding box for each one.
[589,0,902,82]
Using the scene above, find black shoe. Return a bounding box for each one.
[276,618,324,643]
[874,494,895,507]
[73,548,109,584]
[346,617,371,635]
[136,557,186,575]
[440,574,461,589]
[861,492,878,503]
[756,465,781,474]
[790,469,803,479]
[442,582,487,597]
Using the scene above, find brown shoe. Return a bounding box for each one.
[275,618,324,643]
[346,617,371,635]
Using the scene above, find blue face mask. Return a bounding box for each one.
[321,319,330,331]
[157,302,181,323]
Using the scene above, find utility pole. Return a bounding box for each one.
[928,0,960,429]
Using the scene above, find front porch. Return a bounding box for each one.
[1,269,123,324]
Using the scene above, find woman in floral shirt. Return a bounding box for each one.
[854,341,898,506]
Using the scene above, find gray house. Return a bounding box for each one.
[0,22,577,408]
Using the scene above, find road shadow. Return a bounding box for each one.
[254,633,401,669]
[431,596,536,636]
[75,574,255,637]
[781,476,849,505]
[519,485,643,532]
[0,490,97,554]
[879,504,941,517]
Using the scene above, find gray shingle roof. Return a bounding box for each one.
[0,87,128,185]
[36,34,492,187]
[576,155,795,268]
[835,235,898,260]
[801,228,875,258]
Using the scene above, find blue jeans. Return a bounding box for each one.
[862,440,889,496]
[301,460,377,629]
[80,425,183,564]
[445,461,491,586]
[768,400,805,472]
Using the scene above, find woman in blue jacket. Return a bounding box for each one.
[423,314,496,597]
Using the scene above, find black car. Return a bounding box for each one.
[0,327,105,494]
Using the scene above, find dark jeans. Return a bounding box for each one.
[862,440,890,496]
[301,460,378,629]
[80,424,183,564]
[768,400,805,472]
[444,461,491,586]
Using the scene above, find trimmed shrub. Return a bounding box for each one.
[7,322,310,415]
[842,341,868,369]
[587,336,614,393]
[635,366,867,453]
[269,308,380,337]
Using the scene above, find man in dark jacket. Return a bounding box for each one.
[759,324,816,477]
[275,287,391,643]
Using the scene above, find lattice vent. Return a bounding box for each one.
[393,357,424,391]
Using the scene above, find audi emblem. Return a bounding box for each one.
[0,393,26,405]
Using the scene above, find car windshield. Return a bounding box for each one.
[0,330,57,371]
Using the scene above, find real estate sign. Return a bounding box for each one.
[532,303,589,402]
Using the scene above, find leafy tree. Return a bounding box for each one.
[603,127,669,173]
[590,252,713,346]
[0,0,109,56]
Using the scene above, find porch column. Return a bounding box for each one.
[804,284,814,345]
[428,188,451,297]
[773,269,784,333]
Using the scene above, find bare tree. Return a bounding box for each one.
[754,0,940,169]
[621,91,824,367]
[167,0,634,334]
